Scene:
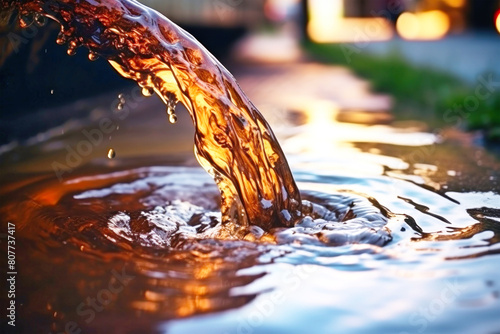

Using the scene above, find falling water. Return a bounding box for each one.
[5,0,302,232]
[2,1,500,334]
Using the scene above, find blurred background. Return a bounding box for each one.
[2,3,500,334]
[1,0,500,145]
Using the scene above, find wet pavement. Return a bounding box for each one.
[2,31,500,334]
[362,33,500,83]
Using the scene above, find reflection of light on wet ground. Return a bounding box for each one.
[236,63,392,135]
[163,255,500,334]
[447,191,500,210]
[3,59,500,334]
[282,99,436,175]
[299,100,436,147]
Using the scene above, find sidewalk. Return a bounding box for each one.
[230,29,393,128]
[361,33,500,83]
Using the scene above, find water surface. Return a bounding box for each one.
[1,62,500,334]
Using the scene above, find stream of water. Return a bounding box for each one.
[1,1,500,333]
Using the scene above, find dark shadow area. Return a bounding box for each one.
[0,11,245,144]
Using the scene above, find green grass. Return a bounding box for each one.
[304,42,500,141]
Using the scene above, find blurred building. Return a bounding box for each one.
[140,0,265,28]
[303,0,500,42]
[139,0,266,59]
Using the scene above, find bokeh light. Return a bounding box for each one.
[442,0,466,8]
[307,0,393,43]
[397,10,451,40]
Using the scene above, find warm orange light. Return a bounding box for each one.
[397,11,450,40]
[307,0,393,43]
[308,17,394,43]
[443,0,466,8]
[307,0,343,42]
[396,12,419,40]
[495,10,500,34]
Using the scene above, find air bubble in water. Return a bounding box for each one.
[142,87,154,97]
[107,149,116,159]
[34,13,47,27]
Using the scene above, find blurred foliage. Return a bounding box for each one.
[305,42,500,141]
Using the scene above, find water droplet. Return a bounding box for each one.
[169,114,178,124]
[88,52,99,61]
[165,94,178,115]
[50,89,54,95]
[116,93,126,110]
[56,32,67,45]
[34,13,47,27]
[67,47,76,56]
[107,149,116,159]
[164,92,179,123]
[142,87,154,97]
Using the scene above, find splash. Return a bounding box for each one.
[5,0,302,231]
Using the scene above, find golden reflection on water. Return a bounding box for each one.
[1,1,500,333]
[282,99,437,177]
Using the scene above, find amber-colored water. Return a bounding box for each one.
[6,0,301,232]
[2,1,500,334]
